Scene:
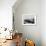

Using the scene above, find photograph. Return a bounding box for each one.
[22,14,36,25]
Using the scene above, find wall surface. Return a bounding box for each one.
[41,0,46,46]
[13,0,42,46]
[0,0,16,30]
[13,0,46,46]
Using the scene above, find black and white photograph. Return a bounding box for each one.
[22,14,36,25]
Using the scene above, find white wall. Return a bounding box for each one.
[13,0,46,46]
[0,0,16,30]
[41,0,46,46]
[13,0,41,46]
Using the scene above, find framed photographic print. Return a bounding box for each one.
[22,14,36,25]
